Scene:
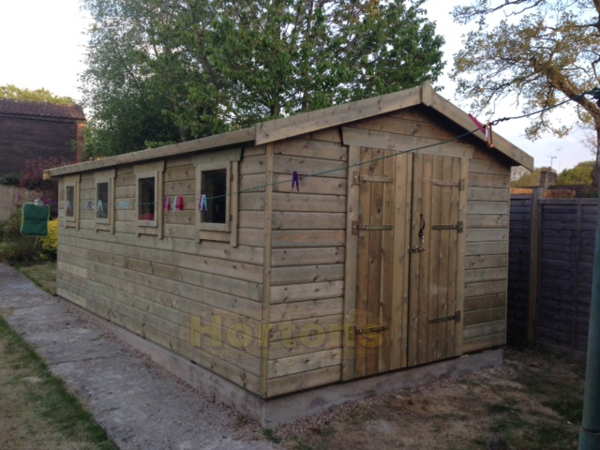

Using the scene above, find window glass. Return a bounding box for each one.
[96,182,109,219]
[66,186,75,218]
[201,169,227,224]
[138,177,156,221]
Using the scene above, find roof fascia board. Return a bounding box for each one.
[255,86,422,146]
[429,93,534,170]
[44,127,256,179]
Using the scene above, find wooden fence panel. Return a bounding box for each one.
[0,185,40,221]
[507,194,533,345]
[508,196,597,357]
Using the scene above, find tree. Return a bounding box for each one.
[0,85,75,105]
[451,0,600,182]
[81,0,445,156]
[557,160,595,185]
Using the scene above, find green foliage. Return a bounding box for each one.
[451,0,600,145]
[81,0,445,157]
[0,210,42,265]
[511,166,553,187]
[557,160,595,185]
[39,219,58,261]
[0,84,75,105]
[262,427,281,444]
[0,172,22,186]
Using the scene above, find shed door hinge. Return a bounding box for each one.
[429,310,461,324]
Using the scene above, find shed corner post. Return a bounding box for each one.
[259,143,275,398]
[342,144,361,382]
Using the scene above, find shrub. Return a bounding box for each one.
[39,219,58,260]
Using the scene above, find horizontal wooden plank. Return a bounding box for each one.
[272,174,346,195]
[468,201,510,215]
[465,292,506,311]
[465,267,507,283]
[465,280,507,298]
[468,172,509,188]
[267,365,341,397]
[268,348,342,378]
[273,193,346,212]
[271,247,345,267]
[272,230,345,248]
[273,155,347,179]
[466,228,509,242]
[463,320,506,340]
[271,281,345,304]
[270,297,344,321]
[272,211,346,230]
[273,138,347,161]
[469,158,509,175]
[463,333,505,353]
[468,214,509,229]
[465,254,508,270]
[271,264,344,285]
[351,115,456,141]
[469,187,510,202]
[464,306,506,326]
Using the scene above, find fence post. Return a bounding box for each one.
[527,188,540,345]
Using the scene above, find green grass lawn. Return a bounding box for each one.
[16,261,56,296]
[0,315,117,450]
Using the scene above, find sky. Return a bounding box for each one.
[0,0,593,172]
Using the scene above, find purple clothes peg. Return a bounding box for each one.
[292,171,300,191]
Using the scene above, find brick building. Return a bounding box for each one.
[0,99,85,177]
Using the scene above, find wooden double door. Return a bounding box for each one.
[346,147,466,379]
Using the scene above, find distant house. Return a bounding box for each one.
[0,99,85,177]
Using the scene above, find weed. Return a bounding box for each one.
[263,427,281,444]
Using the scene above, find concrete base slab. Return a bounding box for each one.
[84,301,503,427]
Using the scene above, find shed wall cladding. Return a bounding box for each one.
[56,147,268,395]
[52,86,525,402]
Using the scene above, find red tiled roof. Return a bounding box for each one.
[0,98,85,120]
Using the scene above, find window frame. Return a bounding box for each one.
[63,174,80,229]
[134,161,165,237]
[94,168,115,231]
[194,148,241,245]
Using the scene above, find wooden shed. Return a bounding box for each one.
[45,82,533,424]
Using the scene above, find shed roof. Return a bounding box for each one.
[44,82,533,179]
[0,98,85,121]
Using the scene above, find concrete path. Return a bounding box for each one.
[0,264,274,450]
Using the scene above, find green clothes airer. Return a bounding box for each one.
[21,202,51,237]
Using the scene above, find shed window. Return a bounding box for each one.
[138,177,156,221]
[66,186,75,218]
[201,169,227,224]
[134,160,164,236]
[63,175,80,229]
[96,182,109,220]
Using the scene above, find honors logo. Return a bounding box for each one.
[179,309,392,365]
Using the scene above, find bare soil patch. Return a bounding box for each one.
[274,349,584,450]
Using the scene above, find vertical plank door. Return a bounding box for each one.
[347,149,465,378]
[408,153,464,367]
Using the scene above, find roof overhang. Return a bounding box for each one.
[45,81,533,180]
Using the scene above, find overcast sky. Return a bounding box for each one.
[0,0,592,171]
